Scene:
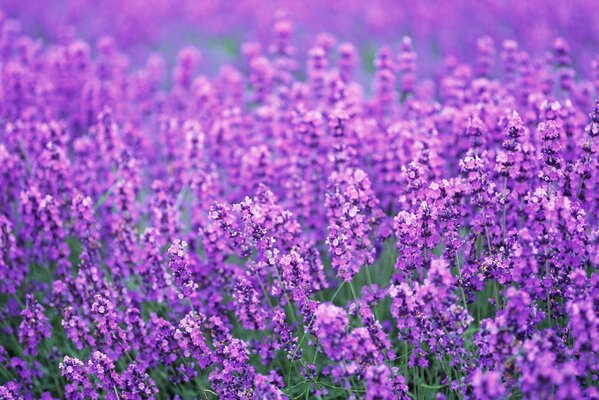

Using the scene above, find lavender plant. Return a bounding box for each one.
[0,3,597,400]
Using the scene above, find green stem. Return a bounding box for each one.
[501,176,508,241]
[286,282,346,387]
[455,252,469,311]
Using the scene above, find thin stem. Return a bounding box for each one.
[483,224,493,257]
[286,282,345,387]
[94,179,123,210]
[174,185,189,210]
[501,176,508,241]
[348,281,358,300]
[455,252,469,311]
[113,385,121,400]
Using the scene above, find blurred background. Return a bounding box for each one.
[2,0,598,75]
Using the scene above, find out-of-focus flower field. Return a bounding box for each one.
[0,1,597,399]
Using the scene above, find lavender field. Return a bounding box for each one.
[0,1,597,399]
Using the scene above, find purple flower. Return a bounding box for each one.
[364,364,410,400]
[120,362,159,400]
[326,168,384,282]
[537,120,564,188]
[60,356,95,400]
[471,369,505,400]
[87,351,121,395]
[18,294,51,356]
[168,239,198,299]
[313,303,349,361]
[174,311,212,368]
[62,306,95,350]
[0,215,25,294]
[232,276,268,330]
[209,338,256,399]
[90,294,128,356]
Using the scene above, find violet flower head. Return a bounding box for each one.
[0,214,25,294]
[70,192,100,250]
[120,362,159,400]
[373,46,397,120]
[476,36,495,78]
[313,303,348,361]
[174,311,212,368]
[325,168,384,282]
[60,356,94,400]
[173,46,200,89]
[365,364,410,400]
[338,42,357,84]
[553,37,575,93]
[90,293,128,356]
[168,239,198,299]
[537,120,563,187]
[471,369,506,400]
[398,36,416,95]
[18,294,51,356]
[62,306,95,351]
[209,337,255,399]
[232,276,268,331]
[87,351,121,394]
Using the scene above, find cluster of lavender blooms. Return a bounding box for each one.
[0,7,598,400]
